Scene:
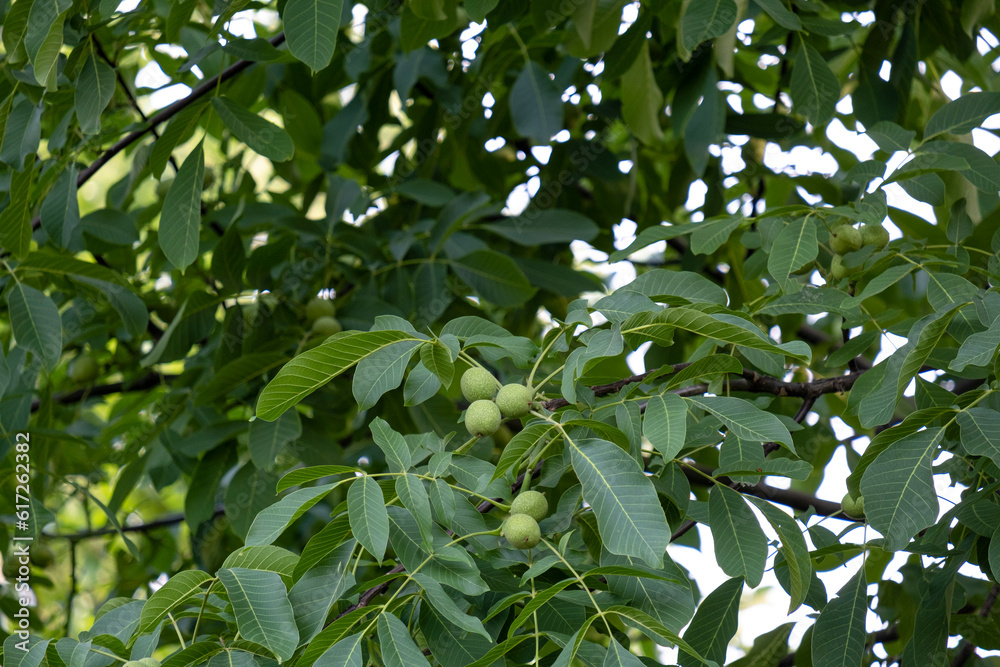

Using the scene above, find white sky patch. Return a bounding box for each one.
[226,12,258,38]
[972,127,1000,156]
[686,180,708,210]
[136,61,172,89]
[764,144,839,177]
[940,70,964,100]
[146,84,193,109]
[530,146,552,164]
[827,118,878,161]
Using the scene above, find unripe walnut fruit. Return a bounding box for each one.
[465,400,501,437]
[496,383,532,418]
[68,354,99,382]
[830,254,860,280]
[311,316,342,337]
[860,224,889,250]
[841,492,865,519]
[503,514,541,549]
[461,367,497,402]
[510,490,548,522]
[306,297,335,323]
[829,225,862,254]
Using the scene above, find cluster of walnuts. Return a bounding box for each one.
[460,368,549,549]
[828,222,889,280]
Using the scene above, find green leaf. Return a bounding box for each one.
[412,573,491,640]
[288,539,355,644]
[920,141,1000,193]
[950,323,1000,371]
[604,637,644,666]
[217,568,299,660]
[371,417,413,472]
[2,0,33,63]
[450,249,536,307]
[678,577,743,667]
[690,215,744,255]
[679,0,738,54]
[348,476,389,562]
[492,422,559,481]
[294,514,353,581]
[0,158,34,258]
[283,0,344,72]
[790,42,839,125]
[278,466,360,493]
[394,178,455,206]
[137,570,212,636]
[745,497,811,613]
[841,264,915,308]
[211,97,295,162]
[6,282,61,371]
[482,209,599,245]
[18,253,148,337]
[395,474,433,551]
[622,41,664,144]
[686,396,793,448]
[623,307,809,362]
[768,217,818,294]
[420,340,455,387]
[159,141,204,271]
[625,269,728,306]
[25,0,70,88]
[642,392,687,461]
[76,51,116,135]
[353,339,423,410]
[39,166,80,250]
[245,483,338,546]
[150,103,207,179]
[957,408,1000,468]
[812,568,867,667]
[249,409,302,471]
[387,506,488,595]
[708,486,767,587]
[509,61,563,143]
[378,612,431,666]
[310,630,364,667]
[866,120,915,152]
[752,0,801,30]
[925,91,1000,138]
[860,427,943,551]
[257,330,422,421]
[196,352,289,405]
[569,438,670,568]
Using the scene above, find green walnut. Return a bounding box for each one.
[830,254,860,280]
[829,225,862,254]
[509,490,548,522]
[155,178,173,199]
[496,383,533,418]
[124,660,161,667]
[503,513,541,549]
[465,400,501,437]
[306,296,336,323]
[461,367,498,402]
[860,224,890,250]
[841,492,865,520]
[68,354,99,383]
[311,316,342,337]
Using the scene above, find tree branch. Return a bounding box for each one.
[331,462,544,623]
[30,372,180,413]
[45,506,224,540]
[950,582,1000,667]
[777,625,900,667]
[29,33,287,234]
[540,365,865,412]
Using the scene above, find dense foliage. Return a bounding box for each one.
[2,0,1000,665]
